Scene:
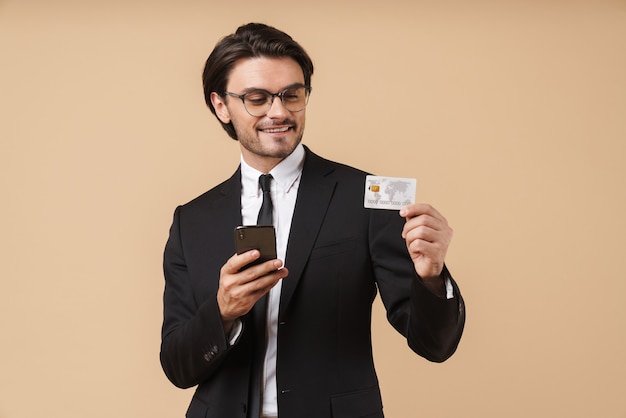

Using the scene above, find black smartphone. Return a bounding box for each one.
[234,225,277,269]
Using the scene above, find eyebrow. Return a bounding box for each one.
[238,83,307,95]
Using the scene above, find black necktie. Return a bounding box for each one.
[249,174,273,418]
[257,174,273,226]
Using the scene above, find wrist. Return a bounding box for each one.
[420,275,446,297]
[222,318,235,335]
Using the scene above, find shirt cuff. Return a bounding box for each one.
[445,278,454,299]
[228,318,243,346]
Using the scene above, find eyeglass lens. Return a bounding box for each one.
[244,87,309,116]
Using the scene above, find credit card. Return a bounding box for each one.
[364,175,416,210]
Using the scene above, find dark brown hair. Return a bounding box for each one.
[202,23,315,140]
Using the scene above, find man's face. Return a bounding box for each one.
[211,57,307,172]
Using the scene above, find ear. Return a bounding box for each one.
[210,92,231,124]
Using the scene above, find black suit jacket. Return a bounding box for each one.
[161,146,465,418]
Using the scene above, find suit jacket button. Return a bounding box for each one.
[203,345,219,362]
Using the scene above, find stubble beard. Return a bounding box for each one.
[236,119,305,160]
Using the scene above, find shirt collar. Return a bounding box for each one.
[240,143,305,197]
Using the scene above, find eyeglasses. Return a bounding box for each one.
[223,85,312,117]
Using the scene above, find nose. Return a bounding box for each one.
[265,95,290,118]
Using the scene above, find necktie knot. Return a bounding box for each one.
[259,174,272,193]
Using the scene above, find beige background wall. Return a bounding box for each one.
[1,0,625,417]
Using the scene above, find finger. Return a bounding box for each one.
[404,223,440,244]
[402,213,449,240]
[406,230,449,253]
[246,266,289,296]
[223,250,262,274]
[238,258,284,285]
[400,203,446,222]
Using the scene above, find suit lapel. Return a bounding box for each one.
[280,148,337,317]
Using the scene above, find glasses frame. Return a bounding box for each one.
[223,85,312,117]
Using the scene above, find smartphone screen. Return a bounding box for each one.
[234,225,277,269]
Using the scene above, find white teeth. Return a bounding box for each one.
[263,126,290,133]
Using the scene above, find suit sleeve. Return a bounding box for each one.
[160,206,232,389]
[369,209,465,362]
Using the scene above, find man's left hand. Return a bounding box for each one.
[400,203,453,281]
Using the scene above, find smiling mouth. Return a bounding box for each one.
[260,126,291,134]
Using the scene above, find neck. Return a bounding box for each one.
[240,147,288,174]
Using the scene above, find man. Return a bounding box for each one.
[161,23,465,418]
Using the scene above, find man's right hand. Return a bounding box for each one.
[217,250,288,333]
